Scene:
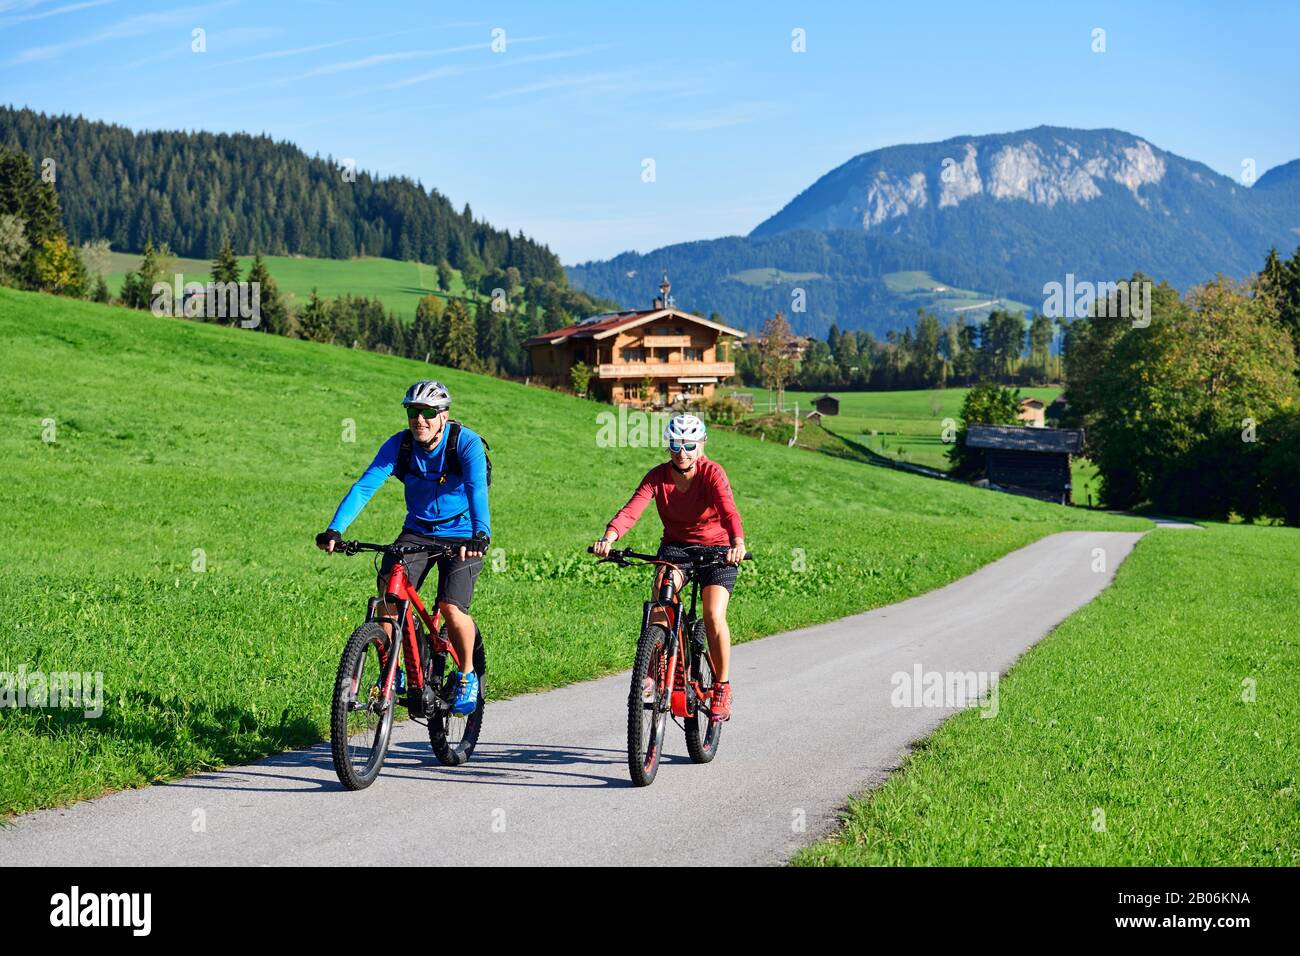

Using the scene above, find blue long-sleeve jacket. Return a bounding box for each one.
[328,425,491,539]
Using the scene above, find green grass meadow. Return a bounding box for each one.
[0,288,1150,816]
[796,522,1300,866]
[103,250,479,322]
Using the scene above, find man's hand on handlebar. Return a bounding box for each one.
[460,532,490,561]
[316,529,341,553]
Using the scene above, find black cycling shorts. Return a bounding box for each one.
[656,541,738,593]
[377,527,484,613]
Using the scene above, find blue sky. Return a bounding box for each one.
[2,0,1297,263]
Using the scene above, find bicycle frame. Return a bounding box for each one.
[640,560,708,721]
[363,557,464,706]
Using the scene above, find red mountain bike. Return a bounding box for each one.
[326,540,486,790]
[589,545,752,786]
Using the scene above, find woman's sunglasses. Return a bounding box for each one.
[668,442,699,453]
[406,407,442,420]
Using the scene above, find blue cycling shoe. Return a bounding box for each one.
[452,671,479,715]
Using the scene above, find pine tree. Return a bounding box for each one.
[212,235,241,285]
[498,313,523,376]
[121,240,173,309]
[443,298,478,370]
[0,212,28,286]
[298,288,330,342]
[245,252,286,334]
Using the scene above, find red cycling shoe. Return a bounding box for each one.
[710,681,732,722]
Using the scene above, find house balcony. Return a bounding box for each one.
[596,361,735,379]
[631,335,693,348]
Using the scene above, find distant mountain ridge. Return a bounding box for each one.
[568,126,1300,338]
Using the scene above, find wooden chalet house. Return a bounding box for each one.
[524,275,746,407]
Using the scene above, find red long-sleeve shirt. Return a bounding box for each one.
[607,458,744,547]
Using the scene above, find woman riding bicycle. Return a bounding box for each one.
[592,413,746,722]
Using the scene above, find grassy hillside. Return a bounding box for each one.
[102,251,481,322]
[797,523,1300,866]
[726,386,1102,503]
[0,288,1148,815]
[881,270,1037,318]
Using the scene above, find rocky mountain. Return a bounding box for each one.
[568,127,1300,338]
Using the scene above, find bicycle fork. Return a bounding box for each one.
[363,596,425,707]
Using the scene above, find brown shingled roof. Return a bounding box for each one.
[523,307,747,348]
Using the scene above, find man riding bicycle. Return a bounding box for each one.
[316,380,489,715]
[592,413,746,722]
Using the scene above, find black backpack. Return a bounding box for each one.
[393,420,492,487]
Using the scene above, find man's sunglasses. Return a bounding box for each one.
[405,407,443,420]
[668,442,699,453]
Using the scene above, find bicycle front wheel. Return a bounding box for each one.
[628,624,669,787]
[684,620,722,763]
[330,622,396,790]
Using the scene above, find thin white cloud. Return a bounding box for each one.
[502,43,612,66]
[373,33,554,91]
[486,68,635,101]
[225,38,350,64]
[117,24,277,71]
[221,31,409,66]
[0,0,113,28]
[298,49,431,79]
[662,102,784,131]
[0,0,63,14]
[279,38,516,87]
[7,0,235,64]
[381,63,471,90]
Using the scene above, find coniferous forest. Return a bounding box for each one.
[0,105,566,281]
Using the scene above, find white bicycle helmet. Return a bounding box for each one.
[664,413,707,444]
[402,380,452,410]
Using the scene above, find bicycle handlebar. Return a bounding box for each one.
[587,545,753,568]
[332,540,464,557]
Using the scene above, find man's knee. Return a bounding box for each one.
[438,599,470,624]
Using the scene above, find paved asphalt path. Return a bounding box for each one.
[2,530,1146,866]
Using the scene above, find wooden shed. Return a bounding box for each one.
[965,424,1085,505]
[813,394,840,416]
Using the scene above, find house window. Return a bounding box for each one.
[622,347,646,363]
[683,347,702,361]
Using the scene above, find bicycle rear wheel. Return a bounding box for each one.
[330,622,396,790]
[628,624,669,786]
[429,624,486,766]
[684,620,722,763]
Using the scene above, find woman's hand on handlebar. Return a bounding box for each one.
[725,538,747,566]
[592,534,615,557]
